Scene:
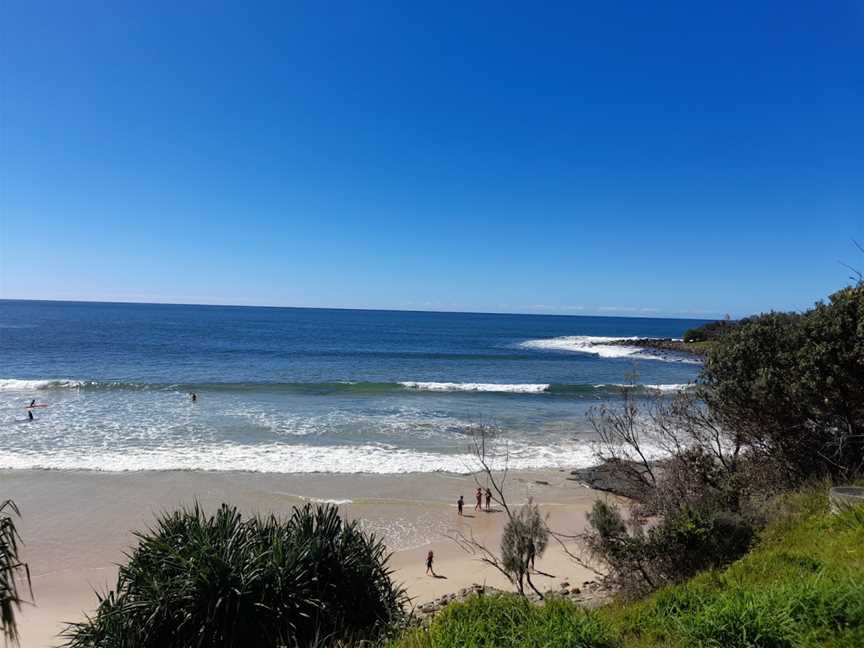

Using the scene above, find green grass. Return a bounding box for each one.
[394,596,616,648]
[392,489,864,648]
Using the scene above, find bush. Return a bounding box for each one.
[584,501,754,598]
[394,595,617,648]
[702,284,864,482]
[63,502,406,648]
[683,320,737,343]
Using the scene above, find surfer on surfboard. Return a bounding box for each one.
[25,399,47,421]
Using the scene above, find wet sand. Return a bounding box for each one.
[0,468,614,647]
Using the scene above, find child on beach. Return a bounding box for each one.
[457,495,464,516]
[425,550,435,576]
[485,488,492,511]
[475,487,482,511]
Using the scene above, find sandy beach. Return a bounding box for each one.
[1,468,613,648]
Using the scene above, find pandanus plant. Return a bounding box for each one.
[0,500,31,647]
[63,502,407,648]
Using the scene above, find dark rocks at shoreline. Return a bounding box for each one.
[415,580,611,619]
[567,459,660,500]
[606,337,710,357]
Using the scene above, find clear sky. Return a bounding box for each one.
[1,1,862,318]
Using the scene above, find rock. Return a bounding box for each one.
[560,581,570,589]
[534,480,549,485]
[571,587,581,595]
[568,459,661,500]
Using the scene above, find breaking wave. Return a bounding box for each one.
[520,335,701,364]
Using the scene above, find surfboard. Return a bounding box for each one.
[25,404,48,409]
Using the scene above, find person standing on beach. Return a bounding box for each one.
[485,488,492,511]
[457,495,464,516]
[475,487,482,511]
[425,550,435,576]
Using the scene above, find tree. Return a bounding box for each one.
[501,499,549,597]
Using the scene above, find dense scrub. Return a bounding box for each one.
[702,284,864,482]
[63,503,406,648]
[682,319,738,344]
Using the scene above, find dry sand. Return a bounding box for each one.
[0,468,617,648]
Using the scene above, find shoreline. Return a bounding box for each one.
[1,467,615,647]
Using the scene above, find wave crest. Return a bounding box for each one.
[399,382,550,394]
[520,336,700,364]
[0,378,84,391]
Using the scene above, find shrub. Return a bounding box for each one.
[584,501,754,598]
[395,594,617,648]
[683,320,737,344]
[63,502,406,648]
[702,284,864,482]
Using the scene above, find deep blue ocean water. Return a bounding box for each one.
[0,300,706,473]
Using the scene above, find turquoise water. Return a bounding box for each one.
[0,301,705,473]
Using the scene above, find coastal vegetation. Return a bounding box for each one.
[606,316,739,357]
[0,500,30,646]
[581,282,864,594]
[393,488,864,647]
[63,503,406,648]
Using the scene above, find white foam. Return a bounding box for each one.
[520,336,700,364]
[399,382,550,394]
[0,378,83,391]
[0,440,600,474]
[644,383,692,392]
[300,496,355,505]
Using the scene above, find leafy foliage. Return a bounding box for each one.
[0,500,30,647]
[584,501,753,598]
[683,319,737,344]
[500,499,549,597]
[63,502,406,648]
[701,284,864,482]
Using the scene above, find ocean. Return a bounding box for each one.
[0,300,706,474]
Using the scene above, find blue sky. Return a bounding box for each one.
[1,1,862,318]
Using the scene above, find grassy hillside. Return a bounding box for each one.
[392,488,864,648]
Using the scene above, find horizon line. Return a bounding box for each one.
[0,297,719,321]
